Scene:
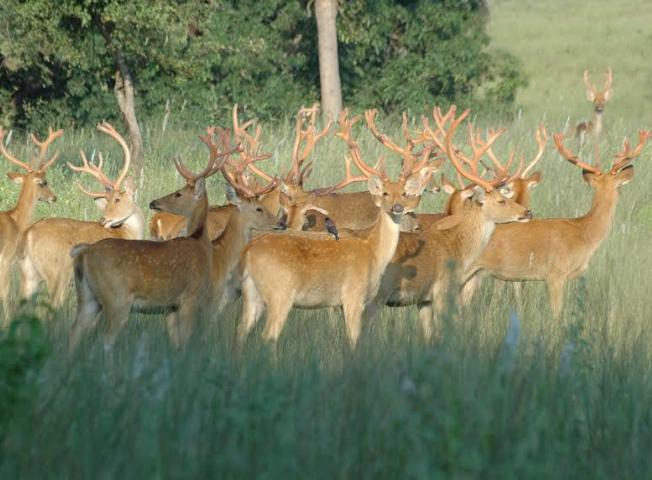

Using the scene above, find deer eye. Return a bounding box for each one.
[383,192,389,196]
[115,198,121,203]
[41,180,48,186]
[498,199,506,205]
[175,192,182,198]
[256,207,263,213]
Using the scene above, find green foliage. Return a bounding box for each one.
[0,310,49,440]
[0,0,525,131]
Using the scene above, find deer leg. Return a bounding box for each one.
[547,277,566,318]
[102,302,132,352]
[261,297,293,344]
[418,303,434,340]
[175,301,200,349]
[50,269,73,308]
[342,300,365,348]
[238,276,264,343]
[19,256,41,300]
[69,283,102,352]
[460,272,481,307]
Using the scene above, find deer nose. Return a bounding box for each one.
[523,209,533,219]
[50,195,57,203]
[99,217,108,226]
[391,204,404,215]
[277,212,288,230]
[149,200,159,210]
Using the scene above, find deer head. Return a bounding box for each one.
[584,68,613,114]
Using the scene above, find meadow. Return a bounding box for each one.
[2,1,652,478]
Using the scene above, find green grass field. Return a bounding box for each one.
[2,1,652,477]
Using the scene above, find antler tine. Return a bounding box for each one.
[287,104,332,185]
[30,127,64,170]
[196,127,240,181]
[68,150,116,191]
[337,109,386,180]
[443,110,501,192]
[365,108,411,158]
[0,126,33,172]
[522,125,549,177]
[583,69,598,95]
[75,181,109,198]
[97,122,131,190]
[311,154,368,195]
[610,130,651,173]
[553,132,602,174]
[604,67,613,92]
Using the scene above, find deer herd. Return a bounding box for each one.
[0,69,648,351]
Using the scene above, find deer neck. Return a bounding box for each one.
[592,110,603,137]
[368,208,401,280]
[578,185,618,243]
[118,208,145,240]
[187,195,209,241]
[214,209,250,255]
[9,183,38,232]
[453,205,496,271]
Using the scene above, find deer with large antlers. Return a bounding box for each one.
[0,127,60,314]
[369,108,532,340]
[237,109,437,347]
[17,123,145,308]
[68,130,238,351]
[462,129,649,317]
[575,68,613,145]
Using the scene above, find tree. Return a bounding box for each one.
[313,0,342,120]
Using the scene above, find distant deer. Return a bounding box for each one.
[575,68,613,145]
[68,130,237,351]
[237,109,438,347]
[18,123,145,308]
[463,129,649,317]
[0,127,60,315]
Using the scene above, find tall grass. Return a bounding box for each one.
[2,0,652,474]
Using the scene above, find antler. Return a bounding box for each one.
[365,109,433,179]
[553,133,602,174]
[286,104,332,186]
[584,67,613,97]
[68,123,133,197]
[430,109,517,191]
[521,125,548,177]
[0,127,33,172]
[190,127,240,181]
[609,130,651,174]
[30,127,64,170]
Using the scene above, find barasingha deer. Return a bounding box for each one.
[371,109,532,340]
[462,129,650,317]
[148,104,293,240]
[18,123,145,308]
[0,126,60,314]
[68,130,238,351]
[237,109,438,347]
[575,68,613,145]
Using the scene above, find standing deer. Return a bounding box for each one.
[68,130,237,351]
[575,68,613,145]
[0,127,60,314]
[237,109,437,347]
[18,123,145,307]
[372,109,532,340]
[463,129,650,317]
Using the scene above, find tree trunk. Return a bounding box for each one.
[114,61,144,180]
[315,0,342,121]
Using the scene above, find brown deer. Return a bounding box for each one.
[0,127,60,314]
[575,68,613,145]
[237,109,438,347]
[372,109,532,340]
[463,129,649,317]
[148,105,289,239]
[18,123,145,308]
[68,130,237,351]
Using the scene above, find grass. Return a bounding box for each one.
[2,0,652,477]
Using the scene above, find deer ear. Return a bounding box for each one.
[367,175,384,196]
[404,169,430,197]
[123,176,136,197]
[436,214,463,231]
[7,172,24,184]
[582,170,600,187]
[615,165,633,186]
[586,90,596,102]
[440,175,456,195]
[498,184,515,199]
[225,183,241,205]
[280,182,289,195]
[94,197,108,211]
[528,171,542,188]
[460,187,475,200]
[604,88,613,102]
[193,177,206,200]
[471,187,485,205]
